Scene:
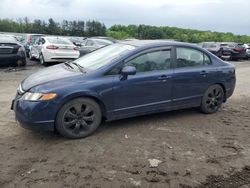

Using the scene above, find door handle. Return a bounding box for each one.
[200,70,208,76]
[158,75,172,80]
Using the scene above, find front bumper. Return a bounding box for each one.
[12,97,56,131]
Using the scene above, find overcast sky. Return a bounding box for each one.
[0,0,250,35]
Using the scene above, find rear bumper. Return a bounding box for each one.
[45,57,78,63]
[0,53,26,66]
[43,49,80,63]
[231,51,247,59]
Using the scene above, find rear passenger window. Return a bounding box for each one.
[176,48,211,68]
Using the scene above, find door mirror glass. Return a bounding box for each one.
[121,66,136,76]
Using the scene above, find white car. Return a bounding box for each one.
[30,36,80,66]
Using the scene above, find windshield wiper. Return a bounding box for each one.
[64,61,74,69]
[71,62,86,73]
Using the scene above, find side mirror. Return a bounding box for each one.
[120,66,136,80]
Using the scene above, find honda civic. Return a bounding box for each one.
[11,40,236,139]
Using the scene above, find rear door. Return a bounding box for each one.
[171,47,216,109]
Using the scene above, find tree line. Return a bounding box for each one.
[107,24,250,43]
[1,18,250,43]
[0,18,106,37]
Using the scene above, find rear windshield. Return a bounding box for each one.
[46,37,72,45]
[0,35,17,43]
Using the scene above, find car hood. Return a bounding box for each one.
[21,64,82,91]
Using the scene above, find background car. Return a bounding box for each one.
[200,42,228,59]
[0,34,26,67]
[220,42,247,60]
[77,37,115,57]
[18,34,45,58]
[12,41,236,139]
[65,36,87,47]
[30,36,80,66]
[243,44,250,58]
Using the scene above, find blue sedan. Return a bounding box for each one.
[12,40,236,139]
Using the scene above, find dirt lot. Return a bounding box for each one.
[0,59,250,188]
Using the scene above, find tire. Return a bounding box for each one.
[55,98,102,139]
[200,84,224,114]
[16,60,26,67]
[39,53,48,66]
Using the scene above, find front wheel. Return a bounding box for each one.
[55,98,102,139]
[200,84,224,114]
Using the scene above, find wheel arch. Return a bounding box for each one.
[56,92,108,121]
[213,82,226,102]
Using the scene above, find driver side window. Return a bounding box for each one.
[125,49,171,73]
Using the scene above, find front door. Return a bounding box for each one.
[112,47,174,119]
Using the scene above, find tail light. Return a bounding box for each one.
[46,45,59,50]
[18,46,25,52]
[73,47,78,51]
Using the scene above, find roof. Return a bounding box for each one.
[119,40,196,48]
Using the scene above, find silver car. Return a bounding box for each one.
[30,36,80,66]
[78,38,114,57]
[243,44,250,58]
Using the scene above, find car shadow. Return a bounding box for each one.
[97,107,201,133]
[9,107,204,142]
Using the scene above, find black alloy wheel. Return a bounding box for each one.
[201,84,224,114]
[56,98,102,139]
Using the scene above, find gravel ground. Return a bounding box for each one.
[0,59,250,188]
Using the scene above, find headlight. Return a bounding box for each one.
[21,92,57,101]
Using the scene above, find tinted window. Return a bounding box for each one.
[125,49,171,73]
[176,48,211,68]
[41,38,46,44]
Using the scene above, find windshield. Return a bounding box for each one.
[47,37,72,45]
[73,43,136,71]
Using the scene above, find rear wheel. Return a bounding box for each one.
[39,53,48,66]
[200,84,224,114]
[55,98,102,139]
